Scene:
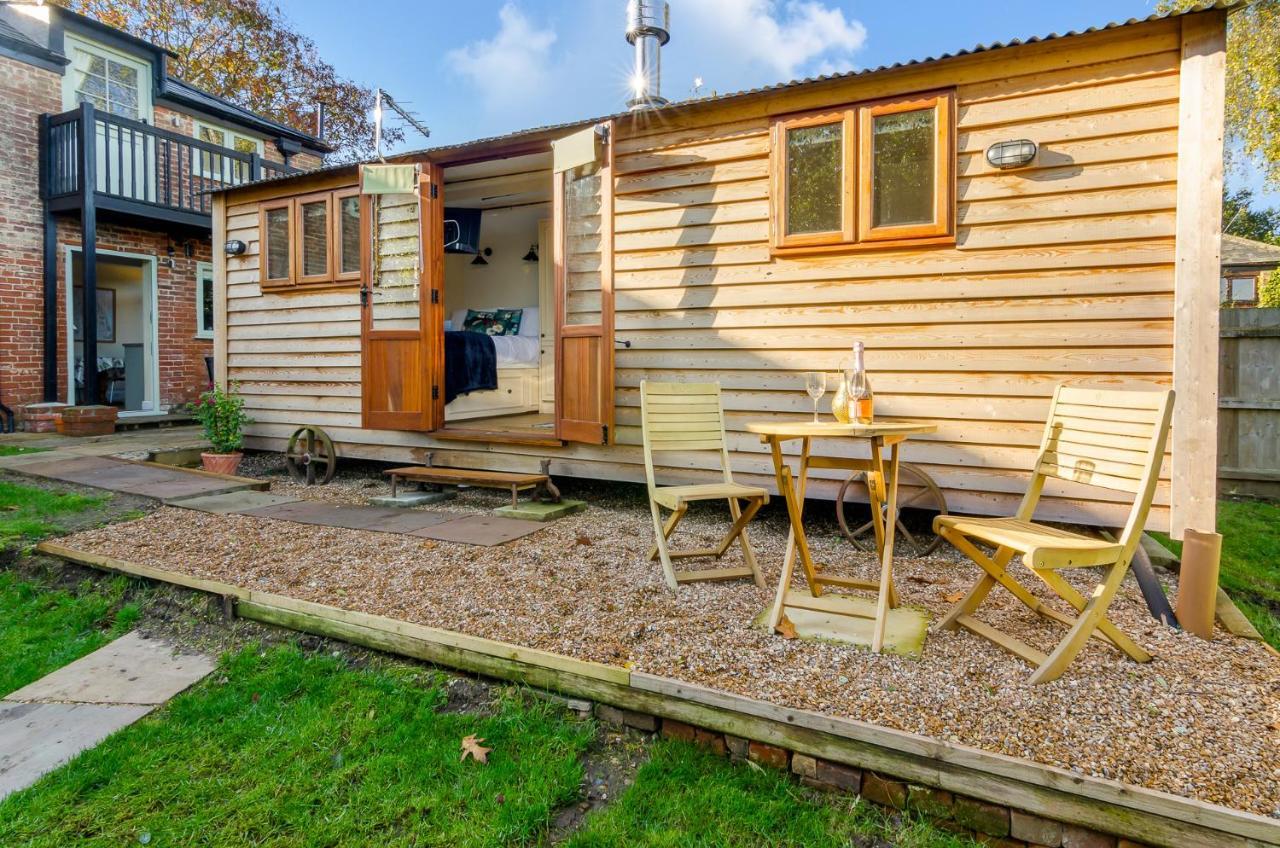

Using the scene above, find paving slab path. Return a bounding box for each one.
[0,632,214,799]
[9,455,263,504]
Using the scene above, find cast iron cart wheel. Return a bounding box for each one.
[285,425,337,485]
[836,462,947,557]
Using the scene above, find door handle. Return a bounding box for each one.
[360,286,369,307]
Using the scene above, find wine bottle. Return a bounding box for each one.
[850,341,874,425]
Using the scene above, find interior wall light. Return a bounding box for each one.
[522,244,539,262]
[471,247,492,266]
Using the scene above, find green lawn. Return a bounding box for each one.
[0,646,595,847]
[567,740,977,848]
[0,446,49,457]
[0,571,138,697]
[1152,498,1280,649]
[0,481,107,547]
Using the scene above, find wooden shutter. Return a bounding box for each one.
[360,165,440,431]
[553,122,615,444]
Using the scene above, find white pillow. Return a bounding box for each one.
[516,306,539,337]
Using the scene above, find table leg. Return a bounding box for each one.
[871,440,902,653]
[766,436,820,631]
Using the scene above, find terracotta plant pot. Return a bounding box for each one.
[201,452,244,476]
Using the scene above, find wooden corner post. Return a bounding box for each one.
[212,192,229,389]
[1170,10,1226,540]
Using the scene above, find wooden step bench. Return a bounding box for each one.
[385,461,560,508]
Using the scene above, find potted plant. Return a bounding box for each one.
[190,382,251,475]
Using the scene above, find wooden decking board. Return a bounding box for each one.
[31,542,1279,848]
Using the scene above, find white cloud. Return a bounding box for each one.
[446,3,558,114]
[679,0,867,81]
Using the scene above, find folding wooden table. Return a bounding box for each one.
[745,420,938,653]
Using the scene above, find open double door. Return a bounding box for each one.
[359,121,615,444]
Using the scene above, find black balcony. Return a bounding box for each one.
[41,102,298,229]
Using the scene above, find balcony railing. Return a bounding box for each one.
[42,102,298,227]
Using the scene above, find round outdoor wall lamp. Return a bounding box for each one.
[224,239,247,256]
[985,139,1037,170]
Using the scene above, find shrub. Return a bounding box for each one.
[189,382,251,454]
[1259,270,1280,308]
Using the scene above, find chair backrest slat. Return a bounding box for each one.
[640,381,731,491]
[1035,386,1173,496]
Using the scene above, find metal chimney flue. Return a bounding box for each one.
[626,0,669,110]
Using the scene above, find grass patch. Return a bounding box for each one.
[0,446,49,457]
[1152,498,1280,649]
[0,572,138,696]
[0,481,107,547]
[566,740,977,848]
[0,646,595,847]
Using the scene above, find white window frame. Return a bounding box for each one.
[61,32,153,122]
[196,261,214,339]
[193,119,264,182]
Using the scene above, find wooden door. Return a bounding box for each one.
[361,165,441,431]
[553,122,615,444]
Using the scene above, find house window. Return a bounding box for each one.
[62,33,152,121]
[771,90,954,252]
[196,262,214,339]
[1221,275,1259,307]
[194,121,263,182]
[259,189,363,288]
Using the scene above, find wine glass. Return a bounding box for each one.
[803,372,826,422]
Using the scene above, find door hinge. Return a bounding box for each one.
[600,424,608,445]
[431,289,439,304]
[359,286,369,307]
[432,385,439,400]
[430,183,438,199]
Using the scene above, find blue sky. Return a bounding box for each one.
[279,0,1275,205]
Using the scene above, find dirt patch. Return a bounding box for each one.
[549,724,651,843]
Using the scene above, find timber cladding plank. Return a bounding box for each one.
[35,543,1274,848]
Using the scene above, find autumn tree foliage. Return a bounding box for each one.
[54,0,398,161]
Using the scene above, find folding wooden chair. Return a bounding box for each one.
[933,385,1174,683]
[641,381,768,591]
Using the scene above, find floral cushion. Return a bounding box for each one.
[462,308,523,336]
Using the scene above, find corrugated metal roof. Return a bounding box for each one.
[218,2,1234,193]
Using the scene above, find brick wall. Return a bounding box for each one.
[0,54,62,410]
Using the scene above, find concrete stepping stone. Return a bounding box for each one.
[6,632,214,706]
[410,514,545,546]
[0,702,151,798]
[493,499,587,522]
[0,632,213,800]
[169,490,300,515]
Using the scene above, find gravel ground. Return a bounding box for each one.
[60,455,1280,816]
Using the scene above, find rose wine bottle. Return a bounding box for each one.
[850,341,874,424]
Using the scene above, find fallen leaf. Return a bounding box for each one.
[775,615,798,639]
[460,734,491,764]
[575,535,593,546]
[943,591,965,603]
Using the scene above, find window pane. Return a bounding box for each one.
[265,207,290,279]
[300,200,328,277]
[1236,277,1257,301]
[785,123,843,235]
[200,272,214,333]
[198,126,224,146]
[339,196,361,274]
[872,107,935,228]
[233,137,257,154]
[108,61,137,87]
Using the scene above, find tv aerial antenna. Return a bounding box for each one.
[373,88,431,160]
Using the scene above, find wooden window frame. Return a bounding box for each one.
[857,91,954,244]
[259,188,365,290]
[294,191,335,286]
[333,187,363,283]
[770,89,955,255]
[770,109,855,249]
[258,198,294,287]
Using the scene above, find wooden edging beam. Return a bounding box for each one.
[33,542,1279,848]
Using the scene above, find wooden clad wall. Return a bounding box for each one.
[222,18,1193,528]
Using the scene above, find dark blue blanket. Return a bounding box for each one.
[444,330,497,403]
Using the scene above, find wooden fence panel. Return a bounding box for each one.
[1218,307,1280,499]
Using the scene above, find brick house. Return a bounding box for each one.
[0,0,329,427]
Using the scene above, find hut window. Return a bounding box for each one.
[771,90,953,253]
[259,188,364,288]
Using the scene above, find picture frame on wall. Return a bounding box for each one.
[72,286,116,343]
